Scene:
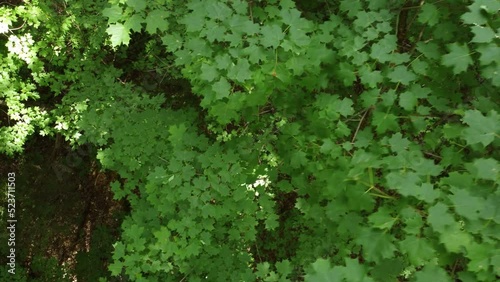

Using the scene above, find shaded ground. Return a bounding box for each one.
[1,135,128,281]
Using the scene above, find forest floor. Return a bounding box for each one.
[0,135,128,280]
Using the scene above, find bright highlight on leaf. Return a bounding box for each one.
[107,23,130,47]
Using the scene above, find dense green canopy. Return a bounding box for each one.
[1,0,499,281]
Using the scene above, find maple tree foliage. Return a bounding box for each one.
[1,0,499,281]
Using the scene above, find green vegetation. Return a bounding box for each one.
[1,0,499,281]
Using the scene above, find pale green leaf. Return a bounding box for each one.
[107,23,130,47]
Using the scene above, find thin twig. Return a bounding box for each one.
[351,107,372,143]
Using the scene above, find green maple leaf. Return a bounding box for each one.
[279,0,296,10]
[124,224,144,240]
[145,10,168,33]
[200,63,219,82]
[109,260,124,276]
[418,3,440,26]
[260,24,284,48]
[372,111,399,133]
[147,166,167,182]
[343,258,374,282]
[370,34,397,62]
[289,27,310,47]
[241,20,260,35]
[290,151,307,168]
[276,260,292,277]
[127,0,146,12]
[482,64,500,87]
[416,41,441,59]
[427,203,456,233]
[359,65,383,88]
[103,5,122,23]
[264,213,279,230]
[440,227,472,253]
[112,241,126,261]
[107,23,130,47]
[286,56,306,76]
[386,171,419,193]
[368,207,397,230]
[337,98,354,117]
[461,0,500,25]
[465,242,492,273]
[401,207,424,235]
[371,259,405,282]
[339,0,362,18]
[185,37,210,56]
[180,11,205,32]
[476,43,500,66]
[215,54,232,70]
[472,158,499,181]
[205,1,232,20]
[448,187,485,220]
[338,62,356,86]
[212,78,231,100]
[204,20,227,42]
[161,33,183,52]
[414,265,451,282]
[256,262,270,279]
[388,66,416,85]
[280,8,302,27]
[360,89,379,107]
[399,236,435,265]
[411,58,429,75]
[124,14,143,32]
[461,109,499,146]
[168,123,186,146]
[305,258,344,282]
[399,91,417,110]
[227,59,251,83]
[471,26,497,43]
[354,11,375,29]
[389,133,410,153]
[356,228,396,263]
[370,42,393,63]
[441,43,473,74]
[412,158,443,176]
[243,45,266,64]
